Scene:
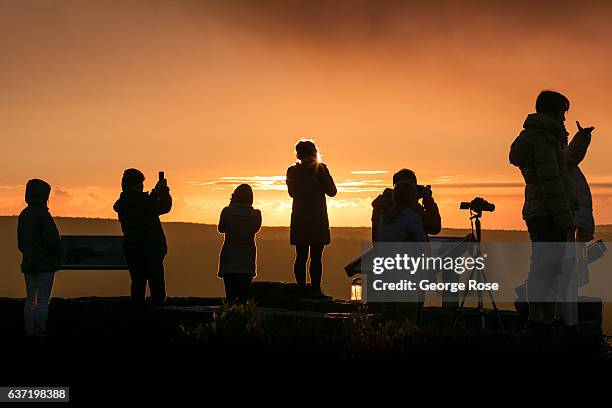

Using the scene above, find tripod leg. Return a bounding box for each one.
[454,266,477,328]
[476,270,485,330]
[457,266,476,312]
[481,268,505,330]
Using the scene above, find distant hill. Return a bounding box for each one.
[2,216,611,300]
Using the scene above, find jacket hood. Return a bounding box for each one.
[510,113,568,168]
[113,191,147,213]
[226,202,258,215]
[228,202,254,209]
[372,188,393,209]
[25,179,51,208]
[523,113,569,138]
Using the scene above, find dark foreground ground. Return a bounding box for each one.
[1,282,610,401]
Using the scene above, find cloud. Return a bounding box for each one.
[198,175,390,193]
[193,174,612,199]
[350,170,388,175]
[190,176,287,191]
[0,185,18,190]
[430,182,522,189]
[590,182,612,189]
[255,199,292,211]
[52,187,74,206]
[184,0,610,54]
[336,180,387,193]
[328,197,372,209]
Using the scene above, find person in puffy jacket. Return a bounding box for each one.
[17,179,62,338]
[371,168,440,242]
[377,181,427,321]
[217,184,262,304]
[509,90,593,326]
[286,139,337,296]
[377,181,427,243]
[113,169,172,306]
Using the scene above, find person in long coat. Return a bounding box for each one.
[17,179,62,338]
[286,140,337,295]
[218,184,262,304]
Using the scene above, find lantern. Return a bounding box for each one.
[350,277,363,302]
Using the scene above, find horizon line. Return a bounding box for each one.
[4,214,612,231]
[0,214,571,232]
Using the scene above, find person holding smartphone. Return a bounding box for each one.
[113,169,172,306]
[509,91,592,327]
[286,139,337,297]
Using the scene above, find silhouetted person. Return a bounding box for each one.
[113,169,172,306]
[377,181,427,321]
[378,181,427,243]
[17,179,62,338]
[286,139,337,296]
[509,90,590,326]
[218,184,262,304]
[372,169,440,242]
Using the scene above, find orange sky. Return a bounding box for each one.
[2,0,612,229]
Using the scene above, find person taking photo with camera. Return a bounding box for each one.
[377,181,428,321]
[371,168,441,242]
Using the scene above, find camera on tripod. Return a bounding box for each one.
[459,197,495,213]
[456,196,504,330]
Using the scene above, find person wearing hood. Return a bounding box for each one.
[377,181,427,321]
[371,169,440,242]
[286,139,337,296]
[217,184,262,304]
[377,181,427,243]
[17,178,62,338]
[113,168,172,306]
[509,90,593,326]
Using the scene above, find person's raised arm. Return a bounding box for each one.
[151,185,172,216]
[319,164,337,197]
[421,193,441,235]
[566,121,594,168]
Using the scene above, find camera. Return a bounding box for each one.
[460,197,495,213]
[416,184,432,199]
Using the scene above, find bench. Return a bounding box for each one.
[60,236,128,270]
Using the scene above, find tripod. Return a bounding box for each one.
[454,210,505,330]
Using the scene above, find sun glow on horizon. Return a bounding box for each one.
[3,1,612,230]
